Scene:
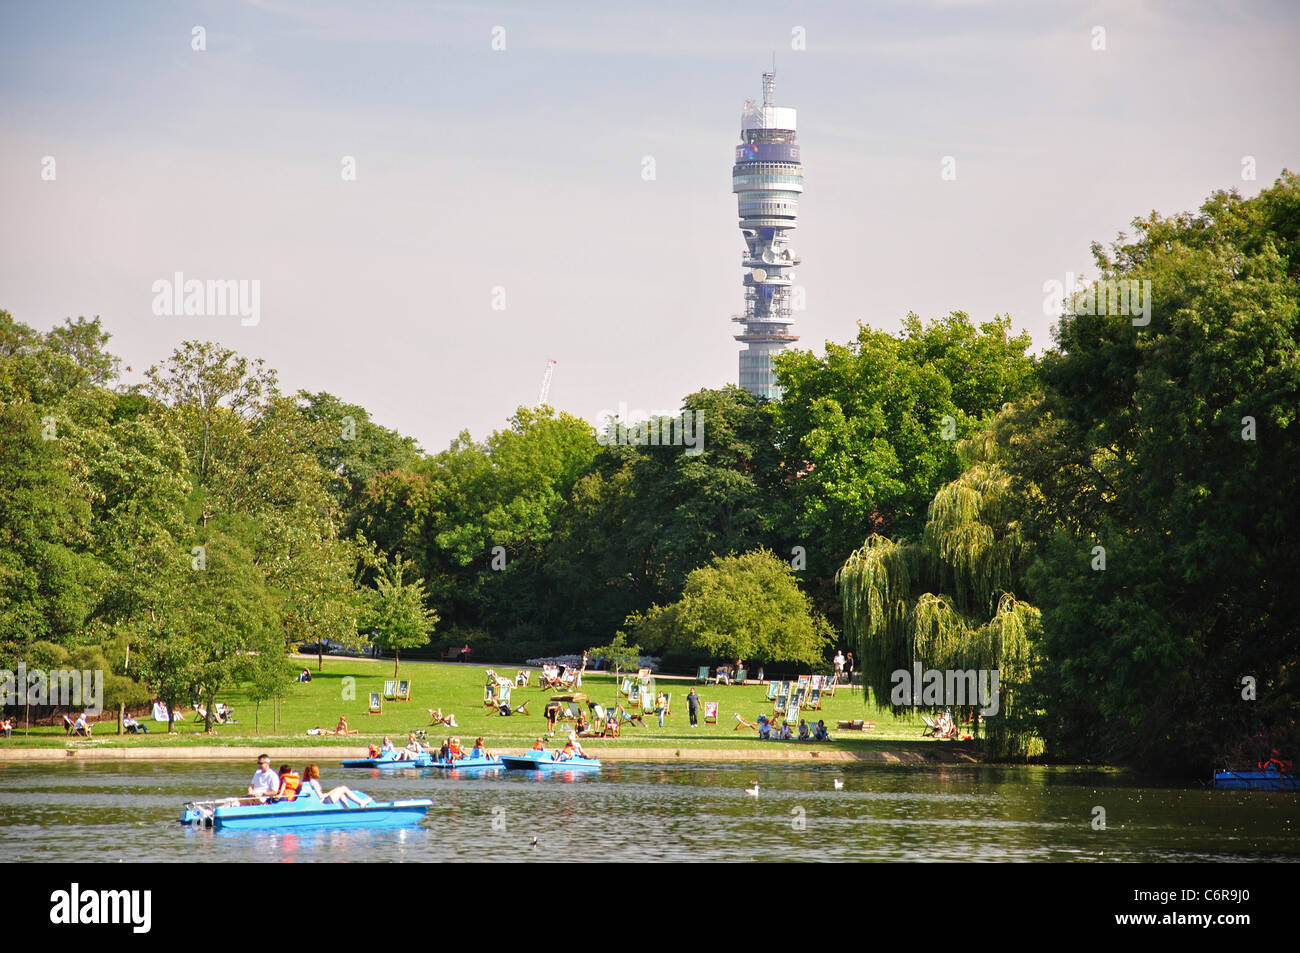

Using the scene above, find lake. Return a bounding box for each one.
[0,760,1296,862]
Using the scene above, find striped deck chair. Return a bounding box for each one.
[808,687,822,710]
[696,666,710,683]
[383,680,398,700]
[766,682,779,700]
[785,702,799,726]
[620,676,634,696]
[628,684,641,706]
[775,689,790,712]
[397,680,412,701]
[367,692,382,715]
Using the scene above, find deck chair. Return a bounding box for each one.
[774,690,790,712]
[921,715,939,737]
[640,689,657,717]
[785,702,798,726]
[793,687,808,709]
[397,680,411,701]
[614,705,644,728]
[620,676,634,696]
[63,715,76,735]
[734,668,747,685]
[482,685,499,711]
[765,681,779,700]
[383,680,398,700]
[808,687,822,710]
[367,693,382,715]
[696,666,710,683]
[628,684,641,705]
[703,701,718,725]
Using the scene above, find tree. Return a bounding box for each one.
[836,432,1044,759]
[363,554,438,677]
[588,632,641,711]
[775,312,1038,580]
[627,549,833,668]
[1005,172,1300,773]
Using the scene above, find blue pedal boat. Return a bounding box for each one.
[180,792,433,830]
[340,753,435,769]
[1214,769,1299,792]
[499,750,601,772]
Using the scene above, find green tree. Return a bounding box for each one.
[1008,172,1300,773]
[363,554,438,677]
[627,549,833,668]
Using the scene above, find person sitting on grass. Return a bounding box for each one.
[798,720,811,742]
[814,720,832,742]
[334,715,358,735]
[779,721,793,740]
[758,716,772,741]
[1,717,12,738]
[299,764,371,808]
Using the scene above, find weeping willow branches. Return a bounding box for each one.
[837,451,1043,760]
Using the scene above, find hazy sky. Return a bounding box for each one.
[2,0,1297,452]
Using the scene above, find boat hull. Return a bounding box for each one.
[500,752,601,771]
[180,796,433,830]
[340,755,502,770]
[1214,771,1299,792]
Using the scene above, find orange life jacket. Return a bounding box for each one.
[368,745,379,758]
[532,740,545,750]
[449,741,462,758]
[278,772,301,799]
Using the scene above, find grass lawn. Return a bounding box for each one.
[2,656,957,754]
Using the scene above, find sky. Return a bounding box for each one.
[2,0,1297,452]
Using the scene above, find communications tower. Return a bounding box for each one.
[732,70,803,399]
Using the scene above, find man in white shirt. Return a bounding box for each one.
[248,755,279,797]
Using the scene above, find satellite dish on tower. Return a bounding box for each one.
[761,248,778,264]
[750,268,767,282]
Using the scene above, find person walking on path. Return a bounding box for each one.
[687,688,700,727]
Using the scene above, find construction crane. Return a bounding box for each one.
[537,359,557,406]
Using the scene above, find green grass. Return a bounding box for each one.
[3,657,946,753]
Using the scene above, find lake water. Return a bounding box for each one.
[0,760,1296,862]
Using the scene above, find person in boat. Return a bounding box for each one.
[814,720,831,742]
[556,739,577,762]
[437,737,451,762]
[448,737,464,760]
[565,729,587,759]
[379,736,397,759]
[276,764,301,800]
[367,743,380,760]
[248,754,279,798]
[468,737,491,759]
[1259,749,1293,774]
[299,764,371,807]
[395,732,424,760]
[532,737,547,752]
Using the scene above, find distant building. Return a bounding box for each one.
[732,71,803,399]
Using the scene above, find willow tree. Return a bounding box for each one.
[837,436,1043,759]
